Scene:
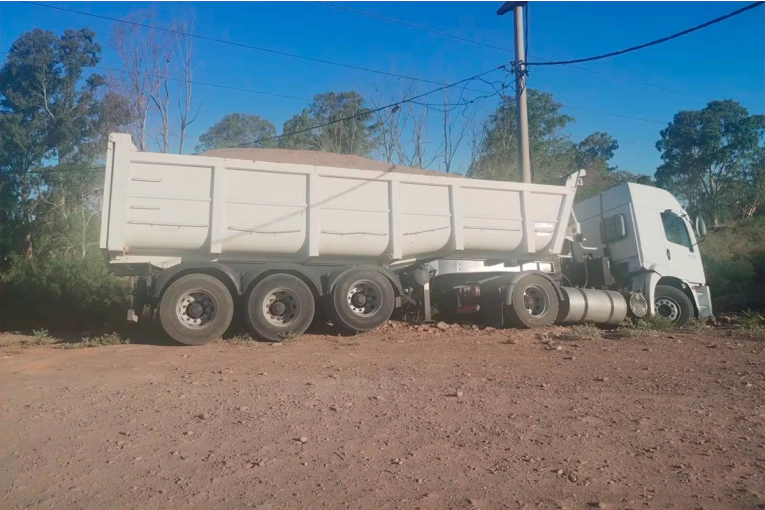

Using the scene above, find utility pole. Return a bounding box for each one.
[497,1,531,183]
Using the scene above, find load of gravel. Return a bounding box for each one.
[198,147,456,178]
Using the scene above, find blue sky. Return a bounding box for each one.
[1,1,763,176]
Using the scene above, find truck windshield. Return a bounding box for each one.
[661,211,693,250]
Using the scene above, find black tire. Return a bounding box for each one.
[654,284,693,327]
[328,270,396,334]
[503,274,559,329]
[243,274,315,342]
[158,274,234,346]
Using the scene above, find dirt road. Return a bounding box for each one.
[1,325,763,510]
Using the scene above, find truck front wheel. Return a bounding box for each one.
[503,274,559,329]
[158,274,235,346]
[654,285,693,327]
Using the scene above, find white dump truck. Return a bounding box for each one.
[100,133,712,345]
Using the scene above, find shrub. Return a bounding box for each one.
[737,310,764,331]
[563,323,602,341]
[0,252,131,332]
[54,332,129,349]
[614,315,675,337]
[701,218,765,313]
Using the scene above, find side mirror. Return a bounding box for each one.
[695,216,707,238]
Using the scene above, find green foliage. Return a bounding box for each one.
[655,100,764,226]
[278,91,381,156]
[574,132,618,172]
[1,27,129,263]
[468,89,576,183]
[32,329,54,345]
[564,323,602,341]
[54,332,129,349]
[617,315,676,334]
[196,113,277,152]
[700,218,765,312]
[683,319,708,333]
[467,90,649,196]
[227,334,258,345]
[278,108,315,151]
[737,310,764,330]
[0,252,132,331]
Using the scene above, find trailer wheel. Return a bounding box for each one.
[244,274,315,342]
[158,274,234,346]
[504,274,559,329]
[654,285,693,327]
[328,270,395,334]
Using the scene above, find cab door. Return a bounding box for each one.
[659,211,706,285]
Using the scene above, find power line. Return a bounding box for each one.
[559,104,665,125]
[0,50,666,128]
[0,50,312,101]
[528,1,765,67]
[23,1,497,96]
[7,166,104,174]
[317,1,706,100]
[318,1,512,53]
[97,65,311,102]
[197,65,509,153]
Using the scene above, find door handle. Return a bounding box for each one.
[666,248,671,260]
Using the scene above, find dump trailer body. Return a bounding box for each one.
[100,134,581,274]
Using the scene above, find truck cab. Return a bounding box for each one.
[430,182,713,327]
[573,183,712,322]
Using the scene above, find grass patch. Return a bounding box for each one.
[682,319,708,333]
[630,315,675,331]
[563,323,602,341]
[31,329,55,345]
[737,310,764,331]
[54,332,129,349]
[612,315,675,338]
[226,334,258,345]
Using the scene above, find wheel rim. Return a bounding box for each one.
[655,297,680,322]
[523,285,548,317]
[346,280,381,317]
[176,289,217,329]
[262,288,300,326]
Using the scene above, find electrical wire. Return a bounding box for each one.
[22,1,496,96]
[317,1,512,53]
[0,48,666,130]
[527,1,765,67]
[197,65,509,152]
[96,65,310,102]
[5,166,104,175]
[317,1,707,99]
[559,104,665,125]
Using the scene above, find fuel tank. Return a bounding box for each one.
[558,287,628,325]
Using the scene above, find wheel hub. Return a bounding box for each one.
[523,285,548,317]
[351,292,367,307]
[347,281,380,317]
[655,297,680,322]
[270,301,287,316]
[186,301,205,319]
[176,290,217,329]
[263,288,299,326]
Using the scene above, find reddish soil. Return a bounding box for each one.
[1,324,763,510]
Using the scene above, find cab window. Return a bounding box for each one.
[661,211,693,250]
